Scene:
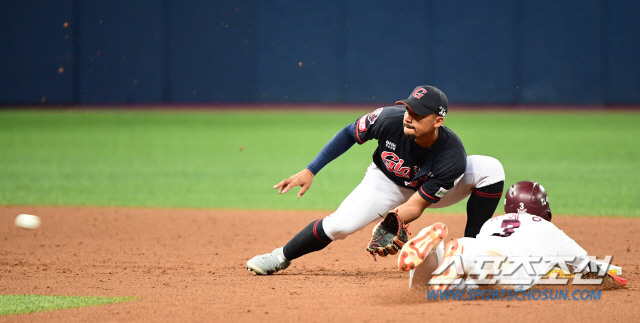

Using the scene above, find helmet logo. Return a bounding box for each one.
[541,197,548,206]
[517,202,527,213]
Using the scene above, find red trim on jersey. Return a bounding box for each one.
[313,220,331,244]
[472,189,503,198]
[355,117,365,144]
[420,186,440,201]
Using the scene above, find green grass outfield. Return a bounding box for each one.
[1,109,639,216]
[0,295,137,316]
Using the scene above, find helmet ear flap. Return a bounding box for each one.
[532,182,552,222]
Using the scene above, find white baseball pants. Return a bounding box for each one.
[322,155,505,241]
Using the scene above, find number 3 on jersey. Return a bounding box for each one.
[492,219,521,237]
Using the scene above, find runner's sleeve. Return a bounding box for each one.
[306,123,357,175]
[417,152,466,203]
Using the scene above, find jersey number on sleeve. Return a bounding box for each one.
[491,219,521,237]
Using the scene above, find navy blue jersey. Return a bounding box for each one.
[353,106,467,203]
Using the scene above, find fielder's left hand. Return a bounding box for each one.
[273,168,315,198]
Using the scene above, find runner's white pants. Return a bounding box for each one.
[322,155,505,241]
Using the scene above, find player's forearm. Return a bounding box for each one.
[306,123,357,175]
[396,205,425,224]
[397,194,432,224]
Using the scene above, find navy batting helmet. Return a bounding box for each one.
[504,181,552,221]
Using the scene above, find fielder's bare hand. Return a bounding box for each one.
[273,169,314,198]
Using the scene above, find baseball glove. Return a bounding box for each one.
[366,209,409,259]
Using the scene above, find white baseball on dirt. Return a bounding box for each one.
[14,214,41,230]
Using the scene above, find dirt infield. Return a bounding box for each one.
[1,206,639,322]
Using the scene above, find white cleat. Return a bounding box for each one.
[429,238,464,291]
[246,247,291,275]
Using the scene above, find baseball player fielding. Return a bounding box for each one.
[247,85,505,275]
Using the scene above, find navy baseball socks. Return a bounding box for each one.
[246,219,331,275]
[283,219,332,260]
[464,180,504,237]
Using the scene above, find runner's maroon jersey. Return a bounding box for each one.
[352,106,467,203]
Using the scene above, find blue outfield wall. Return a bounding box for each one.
[0,0,75,103]
[1,0,639,105]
